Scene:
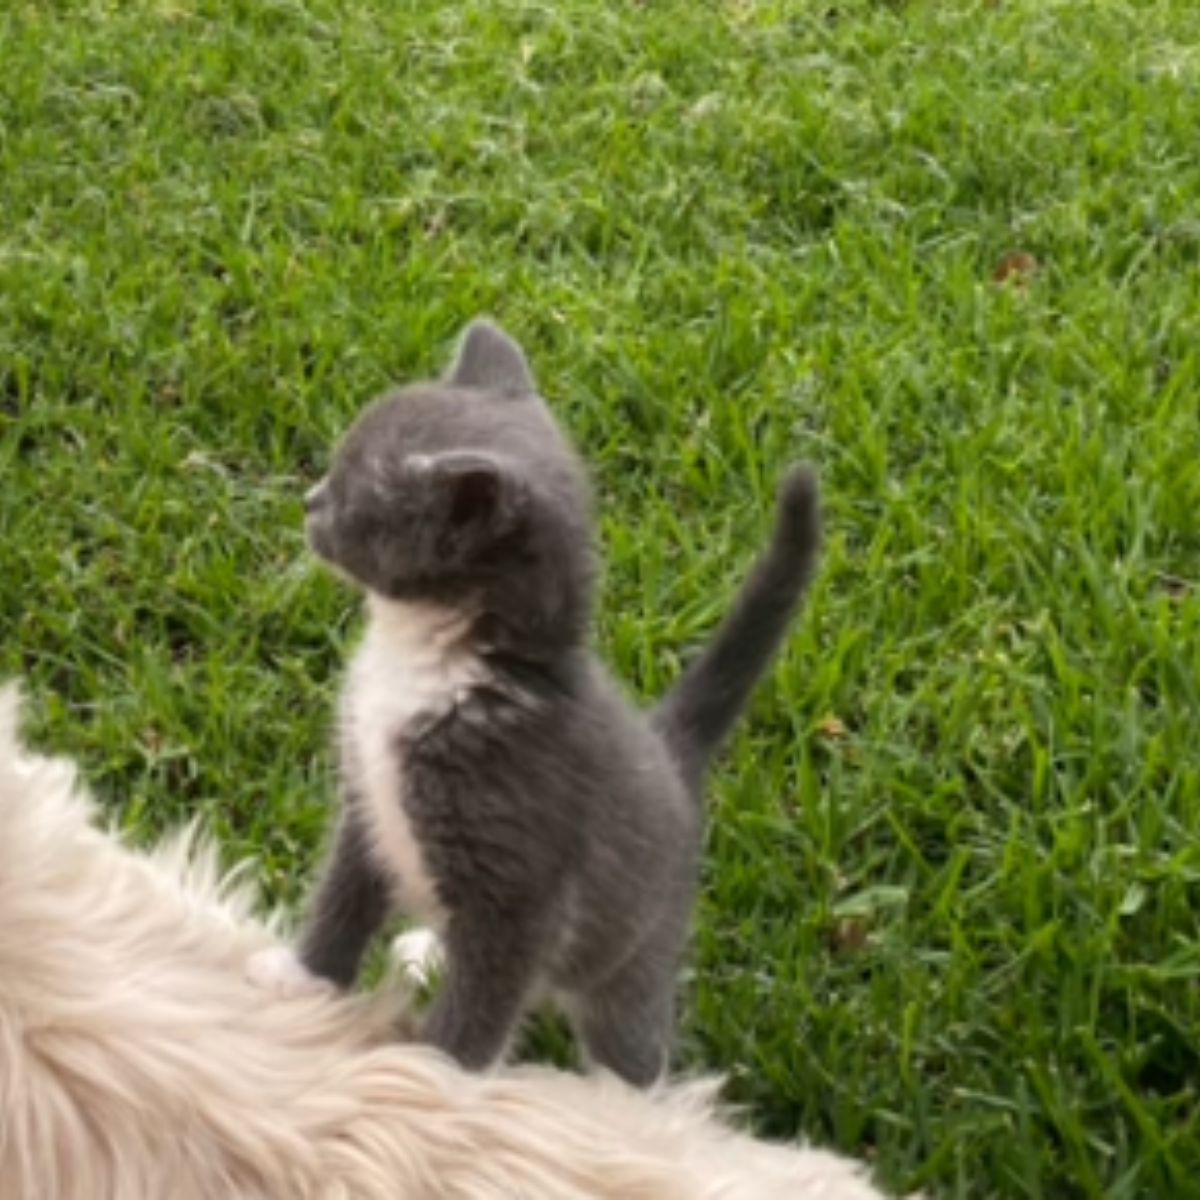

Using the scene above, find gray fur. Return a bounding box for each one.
[297,319,823,1085]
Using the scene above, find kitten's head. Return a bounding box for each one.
[306,320,596,653]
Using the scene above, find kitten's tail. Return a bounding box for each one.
[652,464,823,791]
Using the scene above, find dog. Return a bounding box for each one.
[0,683,890,1199]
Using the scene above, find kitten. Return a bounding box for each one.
[286,319,822,1086]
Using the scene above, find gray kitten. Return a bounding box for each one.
[291,320,822,1086]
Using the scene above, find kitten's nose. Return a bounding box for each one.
[304,480,328,514]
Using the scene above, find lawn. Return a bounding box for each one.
[2,1,1199,1196]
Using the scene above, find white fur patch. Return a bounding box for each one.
[341,597,484,929]
[391,927,444,988]
[245,945,331,998]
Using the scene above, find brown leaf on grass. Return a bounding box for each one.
[825,917,869,955]
[1159,574,1193,604]
[992,251,1039,286]
[816,714,848,741]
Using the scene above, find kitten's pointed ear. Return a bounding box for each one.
[416,450,522,530]
[446,319,536,395]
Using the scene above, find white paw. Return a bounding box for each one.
[245,946,330,999]
[390,928,444,988]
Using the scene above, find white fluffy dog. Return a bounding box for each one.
[0,685,889,1200]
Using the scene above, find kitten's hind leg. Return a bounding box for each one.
[575,957,676,1088]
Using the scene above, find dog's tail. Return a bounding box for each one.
[651,465,822,791]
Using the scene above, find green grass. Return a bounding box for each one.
[3,0,1200,1195]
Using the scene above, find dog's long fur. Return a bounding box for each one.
[0,684,888,1200]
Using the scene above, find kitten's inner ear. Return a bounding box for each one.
[446,319,536,395]
[422,451,507,528]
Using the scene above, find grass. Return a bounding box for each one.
[2,0,1199,1195]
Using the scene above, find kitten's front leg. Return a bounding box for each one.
[297,803,393,987]
[421,906,546,1071]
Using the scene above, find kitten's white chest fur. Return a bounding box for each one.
[341,596,483,929]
